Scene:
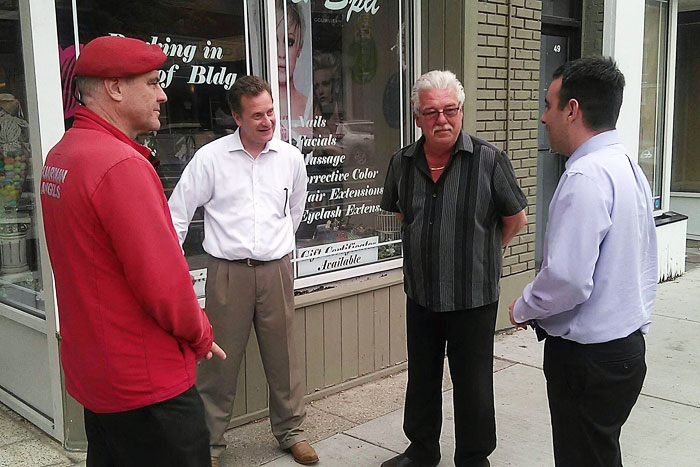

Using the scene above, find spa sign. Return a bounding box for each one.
[292,0,380,21]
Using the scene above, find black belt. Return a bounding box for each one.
[533,323,643,344]
[531,321,549,342]
[232,258,269,267]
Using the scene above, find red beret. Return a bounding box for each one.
[75,36,167,78]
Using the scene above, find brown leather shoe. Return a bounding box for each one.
[289,441,319,465]
[211,457,219,467]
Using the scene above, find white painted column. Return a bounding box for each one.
[19,0,66,442]
[603,0,646,162]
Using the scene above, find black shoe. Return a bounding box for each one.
[380,453,439,467]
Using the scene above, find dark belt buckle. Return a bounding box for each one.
[246,258,253,267]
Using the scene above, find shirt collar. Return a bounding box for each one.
[566,129,621,169]
[229,128,281,158]
[73,106,152,160]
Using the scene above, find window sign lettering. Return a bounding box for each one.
[277,0,406,278]
[56,0,408,284]
[56,0,250,273]
[297,236,378,276]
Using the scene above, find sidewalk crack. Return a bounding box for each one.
[342,432,401,454]
[653,312,700,324]
[309,404,363,426]
[493,359,542,371]
[640,392,700,410]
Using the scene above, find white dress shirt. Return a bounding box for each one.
[513,130,657,344]
[168,129,307,261]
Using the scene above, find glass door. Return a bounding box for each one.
[535,29,573,269]
[0,0,65,441]
[0,3,47,317]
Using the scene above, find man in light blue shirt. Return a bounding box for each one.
[510,57,657,466]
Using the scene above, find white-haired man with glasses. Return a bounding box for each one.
[380,70,527,467]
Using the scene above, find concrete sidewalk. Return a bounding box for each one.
[2,267,700,466]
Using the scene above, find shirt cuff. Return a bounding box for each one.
[512,283,540,323]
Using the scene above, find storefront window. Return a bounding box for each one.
[276,0,407,279]
[541,0,579,19]
[55,1,410,286]
[671,8,700,193]
[638,0,669,210]
[0,2,46,317]
[55,0,250,291]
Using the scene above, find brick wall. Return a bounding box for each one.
[582,0,605,56]
[475,0,542,277]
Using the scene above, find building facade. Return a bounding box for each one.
[0,0,690,448]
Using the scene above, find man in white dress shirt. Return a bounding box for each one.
[509,57,657,466]
[169,76,318,466]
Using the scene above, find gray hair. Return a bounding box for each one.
[74,76,103,101]
[411,70,465,114]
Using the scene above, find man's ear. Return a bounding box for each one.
[567,98,581,120]
[103,78,124,102]
[413,111,422,130]
[232,111,243,127]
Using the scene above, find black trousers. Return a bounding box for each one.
[84,385,211,467]
[543,330,646,467]
[403,298,497,467]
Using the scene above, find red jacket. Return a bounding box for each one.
[41,107,212,413]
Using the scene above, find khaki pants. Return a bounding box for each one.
[197,254,306,457]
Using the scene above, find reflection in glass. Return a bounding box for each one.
[671,9,700,193]
[0,4,45,316]
[312,52,343,136]
[284,1,406,278]
[541,0,580,19]
[638,0,668,208]
[55,0,248,273]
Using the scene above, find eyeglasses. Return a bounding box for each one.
[420,107,461,120]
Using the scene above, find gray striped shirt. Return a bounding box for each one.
[381,132,527,311]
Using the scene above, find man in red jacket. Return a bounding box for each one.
[41,35,225,467]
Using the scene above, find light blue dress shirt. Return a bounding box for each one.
[513,130,657,344]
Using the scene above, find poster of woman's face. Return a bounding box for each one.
[276,0,313,141]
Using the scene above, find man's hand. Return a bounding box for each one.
[509,299,527,329]
[204,341,227,361]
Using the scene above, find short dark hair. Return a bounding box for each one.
[226,75,272,115]
[276,0,305,50]
[553,57,625,131]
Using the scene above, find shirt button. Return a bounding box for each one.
[432,193,437,198]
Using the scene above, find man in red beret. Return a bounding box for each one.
[41,35,225,467]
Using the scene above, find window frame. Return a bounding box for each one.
[259,0,420,289]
